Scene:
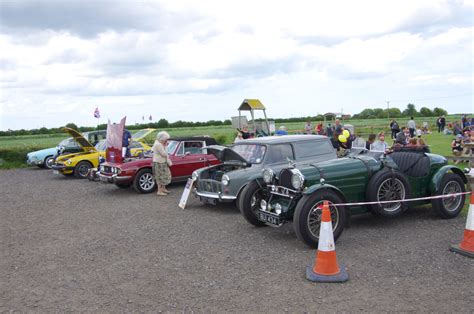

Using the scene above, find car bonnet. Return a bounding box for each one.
[206,145,248,164]
[64,127,96,152]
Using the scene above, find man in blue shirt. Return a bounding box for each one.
[122,129,132,157]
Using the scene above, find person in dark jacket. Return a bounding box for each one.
[122,129,132,158]
[390,119,400,139]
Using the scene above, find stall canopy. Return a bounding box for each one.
[238,99,270,135]
[238,99,266,111]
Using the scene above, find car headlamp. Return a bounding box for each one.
[100,165,105,172]
[290,169,305,190]
[192,171,198,181]
[262,168,274,184]
[275,203,282,215]
[65,159,72,165]
[222,174,230,186]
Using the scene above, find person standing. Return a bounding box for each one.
[389,119,400,139]
[152,131,172,196]
[239,125,251,139]
[365,133,376,150]
[407,117,416,138]
[334,119,343,137]
[395,127,409,145]
[371,132,389,152]
[440,116,446,132]
[304,120,313,134]
[122,128,132,158]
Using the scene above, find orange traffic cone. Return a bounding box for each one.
[450,193,474,258]
[306,201,349,282]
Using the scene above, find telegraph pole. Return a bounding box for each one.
[386,101,390,120]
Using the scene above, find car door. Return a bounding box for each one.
[171,141,208,179]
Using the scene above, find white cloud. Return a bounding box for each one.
[0,0,472,130]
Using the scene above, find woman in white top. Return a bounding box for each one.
[371,131,389,152]
[152,131,172,196]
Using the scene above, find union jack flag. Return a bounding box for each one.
[94,107,100,118]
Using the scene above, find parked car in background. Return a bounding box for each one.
[192,135,337,210]
[26,129,107,169]
[52,128,152,178]
[247,149,467,248]
[98,137,220,193]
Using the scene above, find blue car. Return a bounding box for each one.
[26,130,107,169]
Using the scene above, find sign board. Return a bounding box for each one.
[178,178,195,209]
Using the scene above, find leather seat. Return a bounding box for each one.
[389,152,430,177]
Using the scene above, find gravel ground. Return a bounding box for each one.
[1,168,473,312]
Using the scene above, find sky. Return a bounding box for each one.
[0,0,473,130]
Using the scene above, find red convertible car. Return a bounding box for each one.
[98,137,220,193]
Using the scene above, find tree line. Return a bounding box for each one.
[0,104,450,136]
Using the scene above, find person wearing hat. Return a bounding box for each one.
[275,125,288,136]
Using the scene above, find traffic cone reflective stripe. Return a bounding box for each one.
[306,201,348,282]
[313,208,340,275]
[450,193,474,258]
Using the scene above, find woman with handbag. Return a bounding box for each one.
[152,131,172,196]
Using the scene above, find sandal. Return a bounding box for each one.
[156,191,167,196]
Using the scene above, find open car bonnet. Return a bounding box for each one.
[206,145,248,164]
[64,128,96,151]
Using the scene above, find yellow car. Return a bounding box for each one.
[52,128,154,178]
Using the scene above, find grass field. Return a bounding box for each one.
[0,115,468,169]
[1,117,471,213]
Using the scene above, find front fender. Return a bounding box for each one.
[302,183,346,201]
[429,165,468,194]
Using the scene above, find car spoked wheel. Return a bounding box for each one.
[441,181,462,211]
[376,178,406,213]
[294,190,346,248]
[238,180,267,227]
[133,168,156,194]
[432,173,466,219]
[74,161,92,179]
[307,200,339,239]
[367,169,411,217]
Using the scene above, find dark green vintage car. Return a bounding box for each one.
[238,150,468,248]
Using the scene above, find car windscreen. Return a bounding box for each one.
[167,140,179,154]
[95,140,107,151]
[58,138,79,148]
[232,144,266,164]
[132,129,150,139]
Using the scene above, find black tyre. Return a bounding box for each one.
[366,169,411,217]
[431,173,466,219]
[238,180,267,227]
[133,168,156,194]
[43,155,54,169]
[115,183,131,189]
[293,189,347,248]
[74,161,92,179]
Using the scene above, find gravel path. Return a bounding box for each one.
[1,168,473,312]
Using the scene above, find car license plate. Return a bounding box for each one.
[200,197,216,205]
[258,211,281,226]
[100,176,109,183]
[53,170,59,175]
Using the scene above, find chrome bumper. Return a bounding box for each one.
[97,173,132,183]
[194,189,237,201]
